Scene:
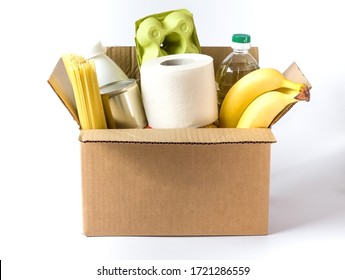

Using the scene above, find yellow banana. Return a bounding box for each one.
[219,68,310,128]
[236,90,300,128]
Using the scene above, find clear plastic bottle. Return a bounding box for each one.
[215,34,259,109]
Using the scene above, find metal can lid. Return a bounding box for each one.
[100,79,136,95]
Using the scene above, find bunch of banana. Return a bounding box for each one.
[219,68,310,128]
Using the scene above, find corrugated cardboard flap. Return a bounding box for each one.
[284,61,312,89]
[48,58,80,126]
[79,128,276,144]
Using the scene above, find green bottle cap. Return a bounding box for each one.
[232,34,251,44]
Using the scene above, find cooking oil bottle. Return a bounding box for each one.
[215,34,259,110]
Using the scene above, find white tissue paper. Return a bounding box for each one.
[140,53,218,128]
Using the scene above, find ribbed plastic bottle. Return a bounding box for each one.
[215,34,259,110]
[84,41,129,88]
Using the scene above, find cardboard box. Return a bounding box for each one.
[48,46,310,236]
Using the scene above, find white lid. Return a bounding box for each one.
[84,41,106,59]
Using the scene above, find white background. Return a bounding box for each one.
[1,0,345,279]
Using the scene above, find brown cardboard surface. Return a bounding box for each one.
[81,140,271,236]
[106,46,140,80]
[79,127,276,144]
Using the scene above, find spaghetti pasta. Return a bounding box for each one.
[62,54,107,129]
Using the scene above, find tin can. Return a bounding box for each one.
[100,79,147,129]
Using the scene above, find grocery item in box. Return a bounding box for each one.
[135,9,201,66]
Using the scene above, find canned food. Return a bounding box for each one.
[100,79,147,129]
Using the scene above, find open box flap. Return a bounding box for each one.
[283,62,312,89]
[47,58,80,126]
[269,61,312,126]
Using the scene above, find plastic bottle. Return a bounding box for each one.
[215,34,259,109]
[84,41,129,88]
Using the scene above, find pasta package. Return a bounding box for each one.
[62,54,107,129]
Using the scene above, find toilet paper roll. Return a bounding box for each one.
[140,53,218,128]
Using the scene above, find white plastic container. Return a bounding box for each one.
[84,41,128,88]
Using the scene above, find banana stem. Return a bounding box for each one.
[294,85,310,102]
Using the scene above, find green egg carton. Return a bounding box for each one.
[135,9,201,66]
